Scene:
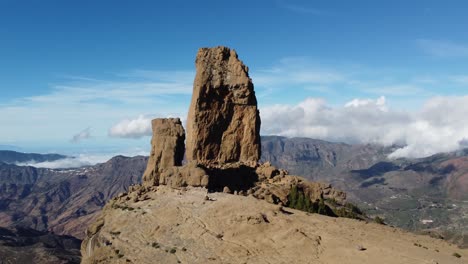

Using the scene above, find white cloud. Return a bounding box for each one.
[109,115,153,138]
[15,154,111,169]
[344,96,387,110]
[108,114,188,139]
[0,71,192,143]
[71,127,92,143]
[15,148,150,169]
[261,95,468,158]
[417,39,468,58]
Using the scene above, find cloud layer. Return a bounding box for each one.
[16,148,150,169]
[108,115,153,138]
[261,96,468,158]
[16,154,112,169]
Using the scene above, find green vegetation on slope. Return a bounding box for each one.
[286,185,368,220]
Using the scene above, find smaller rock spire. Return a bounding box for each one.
[142,118,185,186]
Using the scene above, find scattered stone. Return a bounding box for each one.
[256,162,280,180]
[223,186,231,194]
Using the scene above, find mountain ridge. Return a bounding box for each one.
[0,150,67,164]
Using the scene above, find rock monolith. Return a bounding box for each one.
[185,46,261,166]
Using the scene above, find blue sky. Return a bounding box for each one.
[1,0,468,161]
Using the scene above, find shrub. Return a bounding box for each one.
[287,185,336,217]
[374,216,385,225]
[344,202,363,215]
[453,252,462,258]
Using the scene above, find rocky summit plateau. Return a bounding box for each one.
[81,46,467,264]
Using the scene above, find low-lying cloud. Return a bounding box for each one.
[108,115,153,138]
[105,95,468,159]
[261,96,468,158]
[16,150,150,169]
[16,154,111,169]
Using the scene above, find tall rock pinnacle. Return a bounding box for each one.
[185,46,261,165]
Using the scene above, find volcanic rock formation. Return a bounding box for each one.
[142,118,185,186]
[81,47,363,263]
[185,46,261,166]
[139,46,346,200]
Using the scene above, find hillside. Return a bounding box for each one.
[261,136,468,247]
[0,155,147,239]
[1,138,466,249]
[82,46,468,263]
[82,185,467,264]
[0,226,81,264]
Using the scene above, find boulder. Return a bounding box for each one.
[185,46,261,166]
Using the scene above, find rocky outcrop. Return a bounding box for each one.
[142,118,185,186]
[141,47,262,189]
[185,46,261,166]
[82,47,365,263]
[252,162,346,206]
[81,186,468,264]
[138,47,347,203]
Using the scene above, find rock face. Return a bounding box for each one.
[158,162,209,188]
[142,118,185,186]
[185,46,261,166]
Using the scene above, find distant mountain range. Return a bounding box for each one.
[0,150,66,164]
[0,155,147,240]
[0,137,466,249]
[0,145,22,151]
[261,136,468,247]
